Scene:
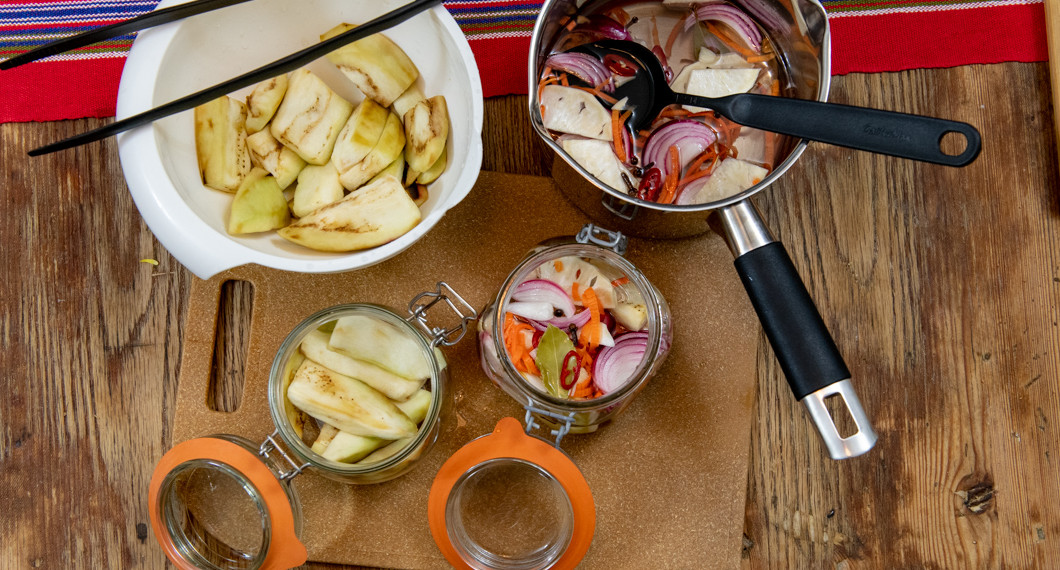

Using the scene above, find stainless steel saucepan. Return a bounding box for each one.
[529,0,883,459]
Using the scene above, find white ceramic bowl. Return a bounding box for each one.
[116,0,483,279]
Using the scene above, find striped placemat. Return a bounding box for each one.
[0,0,1046,122]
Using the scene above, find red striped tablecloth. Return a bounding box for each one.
[0,0,1047,123]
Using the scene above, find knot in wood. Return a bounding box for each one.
[956,475,996,515]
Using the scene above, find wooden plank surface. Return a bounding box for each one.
[2,61,1059,568]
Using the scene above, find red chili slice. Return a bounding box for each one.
[603,53,638,77]
[560,350,580,390]
[637,167,663,202]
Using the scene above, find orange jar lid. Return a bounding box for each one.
[428,417,595,569]
[148,437,307,570]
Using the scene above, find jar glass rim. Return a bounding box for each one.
[491,242,664,410]
[267,303,444,476]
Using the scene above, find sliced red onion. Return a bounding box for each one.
[512,279,576,319]
[683,3,763,52]
[592,332,649,394]
[613,330,649,346]
[524,306,593,332]
[506,301,556,321]
[675,177,708,205]
[642,120,718,178]
[738,0,788,34]
[549,307,592,329]
[578,14,632,41]
[545,52,614,92]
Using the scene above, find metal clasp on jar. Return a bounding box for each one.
[523,405,577,449]
[407,282,479,347]
[575,223,628,255]
[259,430,311,481]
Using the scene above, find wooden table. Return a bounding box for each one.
[2,62,1058,568]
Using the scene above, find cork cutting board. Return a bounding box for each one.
[172,171,760,569]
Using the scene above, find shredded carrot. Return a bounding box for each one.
[658,145,681,204]
[611,108,627,163]
[658,107,691,119]
[503,312,539,374]
[569,85,617,104]
[522,353,540,375]
[580,288,604,351]
[575,346,594,369]
[761,131,776,170]
[611,276,630,288]
[563,17,576,31]
[686,147,718,173]
[572,375,594,399]
[560,73,570,87]
[704,20,756,59]
[604,7,631,26]
[745,52,776,64]
[664,16,684,55]
[686,111,718,119]
[677,166,715,188]
[571,282,581,303]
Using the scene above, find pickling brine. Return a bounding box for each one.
[477,229,671,433]
[538,1,795,206]
[502,255,654,400]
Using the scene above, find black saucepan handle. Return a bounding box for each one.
[674,92,982,167]
[713,199,877,459]
[733,242,850,399]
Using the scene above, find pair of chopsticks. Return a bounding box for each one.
[5,0,442,156]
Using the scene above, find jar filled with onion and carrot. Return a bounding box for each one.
[477,225,672,433]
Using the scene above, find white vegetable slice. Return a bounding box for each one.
[292,163,344,218]
[678,158,768,205]
[670,49,722,93]
[712,53,756,69]
[540,85,612,141]
[269,69,353,165]
[559,136,628,194]
[686,68,761,99]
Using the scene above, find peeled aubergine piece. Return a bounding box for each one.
[269,68,353,165]
[194,95,252,192]
[277,174,421,252]
[322,25,419,107]
[286,359,417,439]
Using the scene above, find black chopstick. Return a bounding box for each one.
[28,0,443,157]
[1,0,255,71]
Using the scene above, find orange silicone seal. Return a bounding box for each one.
[427,416,596,569]
[148,437,308,570]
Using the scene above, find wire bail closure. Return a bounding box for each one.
[576,223,628,256]
[523,404,576,449]
[407,281,478,347]
[259,430,311,482]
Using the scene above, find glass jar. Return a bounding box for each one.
[149,283,477,569]
[425,226,671,569]
[428,417,595,570]
[477,224,672,433]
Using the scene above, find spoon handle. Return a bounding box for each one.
[672,92,982,167]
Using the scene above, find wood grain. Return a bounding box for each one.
[742,63,1060,568]
[2,62,1059,569]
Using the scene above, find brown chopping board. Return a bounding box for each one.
[171,170,761,568]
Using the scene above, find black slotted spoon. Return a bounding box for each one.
[572,40,981,167]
